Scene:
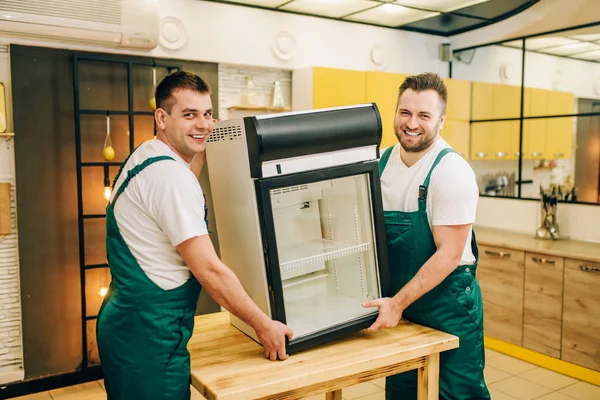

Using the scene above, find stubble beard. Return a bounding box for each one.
[395,122,440,153]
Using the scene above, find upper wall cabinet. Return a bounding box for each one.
[443,78,471,158]
[472,82,521,120]
[365,71,406,149]
[293,67,401,149]
[293,67,367,111]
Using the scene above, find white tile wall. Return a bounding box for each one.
[218,64,292,120]
[0,181,23,382]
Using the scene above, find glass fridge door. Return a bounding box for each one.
[258,162,387,351]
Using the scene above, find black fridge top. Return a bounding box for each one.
[244,103,382,178]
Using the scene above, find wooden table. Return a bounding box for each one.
[189,312,458,400]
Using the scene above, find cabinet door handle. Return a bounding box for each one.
[531,151,543,157]
[514,152,521,157]
[485,250,511,258]
[580,265,600,272]
[495,151,507,157]
[532,256,555,264]
[476,152,488,158]
[554,152,565,157]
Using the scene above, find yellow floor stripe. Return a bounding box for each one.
[485,336,600,386]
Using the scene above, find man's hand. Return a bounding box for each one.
[256,320,294,361]
[362,297,404,332]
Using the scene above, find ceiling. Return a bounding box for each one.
[204,0,540,36]
[503,29,600,62]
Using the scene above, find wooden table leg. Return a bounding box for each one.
[326,389,343,400]
[417,353,440,400]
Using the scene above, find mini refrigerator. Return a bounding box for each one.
[206,104,390,353]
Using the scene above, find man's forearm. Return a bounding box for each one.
[393,249,460,309]
[196,263,271,332]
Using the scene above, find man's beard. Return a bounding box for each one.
[395,122,440,153]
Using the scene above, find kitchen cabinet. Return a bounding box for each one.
[442,119,469,158]
[477,245,525,346]
[562,258,600,371]
[523,88,574,160]
[470,121,518,160]
[365,71,406,149]
[293,67,367,111]
[493,83,521,119]
[471,82,494,120]
[523,253,564,358]
[445,78,471,121]
[444,78,471,158]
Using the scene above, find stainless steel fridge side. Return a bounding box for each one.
[206,119,272,342]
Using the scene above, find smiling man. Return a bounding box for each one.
[362,73,490,399]
[97,71,293,400]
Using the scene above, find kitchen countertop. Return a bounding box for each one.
[474,226,600,263]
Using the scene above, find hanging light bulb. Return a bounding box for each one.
[103,165,111,201]
[149,61,157,110]
[98,287,108,297]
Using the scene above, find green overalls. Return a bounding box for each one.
[379,146,490,400]
[97,156,202,400]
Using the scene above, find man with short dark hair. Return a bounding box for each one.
[97,71,293,400]
[363,72,490,399]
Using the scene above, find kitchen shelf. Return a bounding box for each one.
[227,105,291,112]
[0,132,14,137]
[279,239,370,272]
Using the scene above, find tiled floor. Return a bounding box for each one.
[11,349,600,400]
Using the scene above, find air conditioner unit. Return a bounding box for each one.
[0,0,159,50]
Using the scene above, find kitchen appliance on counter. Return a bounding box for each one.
[206,104,390,353]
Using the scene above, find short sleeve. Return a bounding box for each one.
[144,162,209,246]
[429,154,479,226]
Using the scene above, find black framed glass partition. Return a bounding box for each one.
[452,23,600,205]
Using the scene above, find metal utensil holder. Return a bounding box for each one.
[536,191,560,240]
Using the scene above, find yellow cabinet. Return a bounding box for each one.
[292,67,367,111]
[445,78,471,121]
[312,67,367,109]
[471,82,494,120]
[493,83,521,119]
[524,87,548,117]
[442,120,469,158]
[366,71,406,149]
[523,119,546,160]
[470,122,493,160]
[547,91,575,115]
[546,117,573,159]
[470,121,518,160]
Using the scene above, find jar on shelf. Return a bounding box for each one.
[241,76,258,106]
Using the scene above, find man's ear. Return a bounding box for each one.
[439,113,446,130]
[155,109,167,130]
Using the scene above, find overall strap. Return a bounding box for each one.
[111,156,175,206]
[378,146,395,176]
[418,148,456,212]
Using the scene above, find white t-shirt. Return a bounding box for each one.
[111,139,209,290]
[380,138,478,265]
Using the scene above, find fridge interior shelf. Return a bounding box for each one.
[279,239,371,272]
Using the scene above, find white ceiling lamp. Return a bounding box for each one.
[393,0,490,12]
[569,34,600,42]
[576,49,600,61]
[345,3,439,27]
[281,0,374,18]
[525,37,579,50]
[224,0,289,7]
[541,42,600,56]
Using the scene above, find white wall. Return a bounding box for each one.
[453,45,523,87]
[476,196,600,243]
[153,0,449,75]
